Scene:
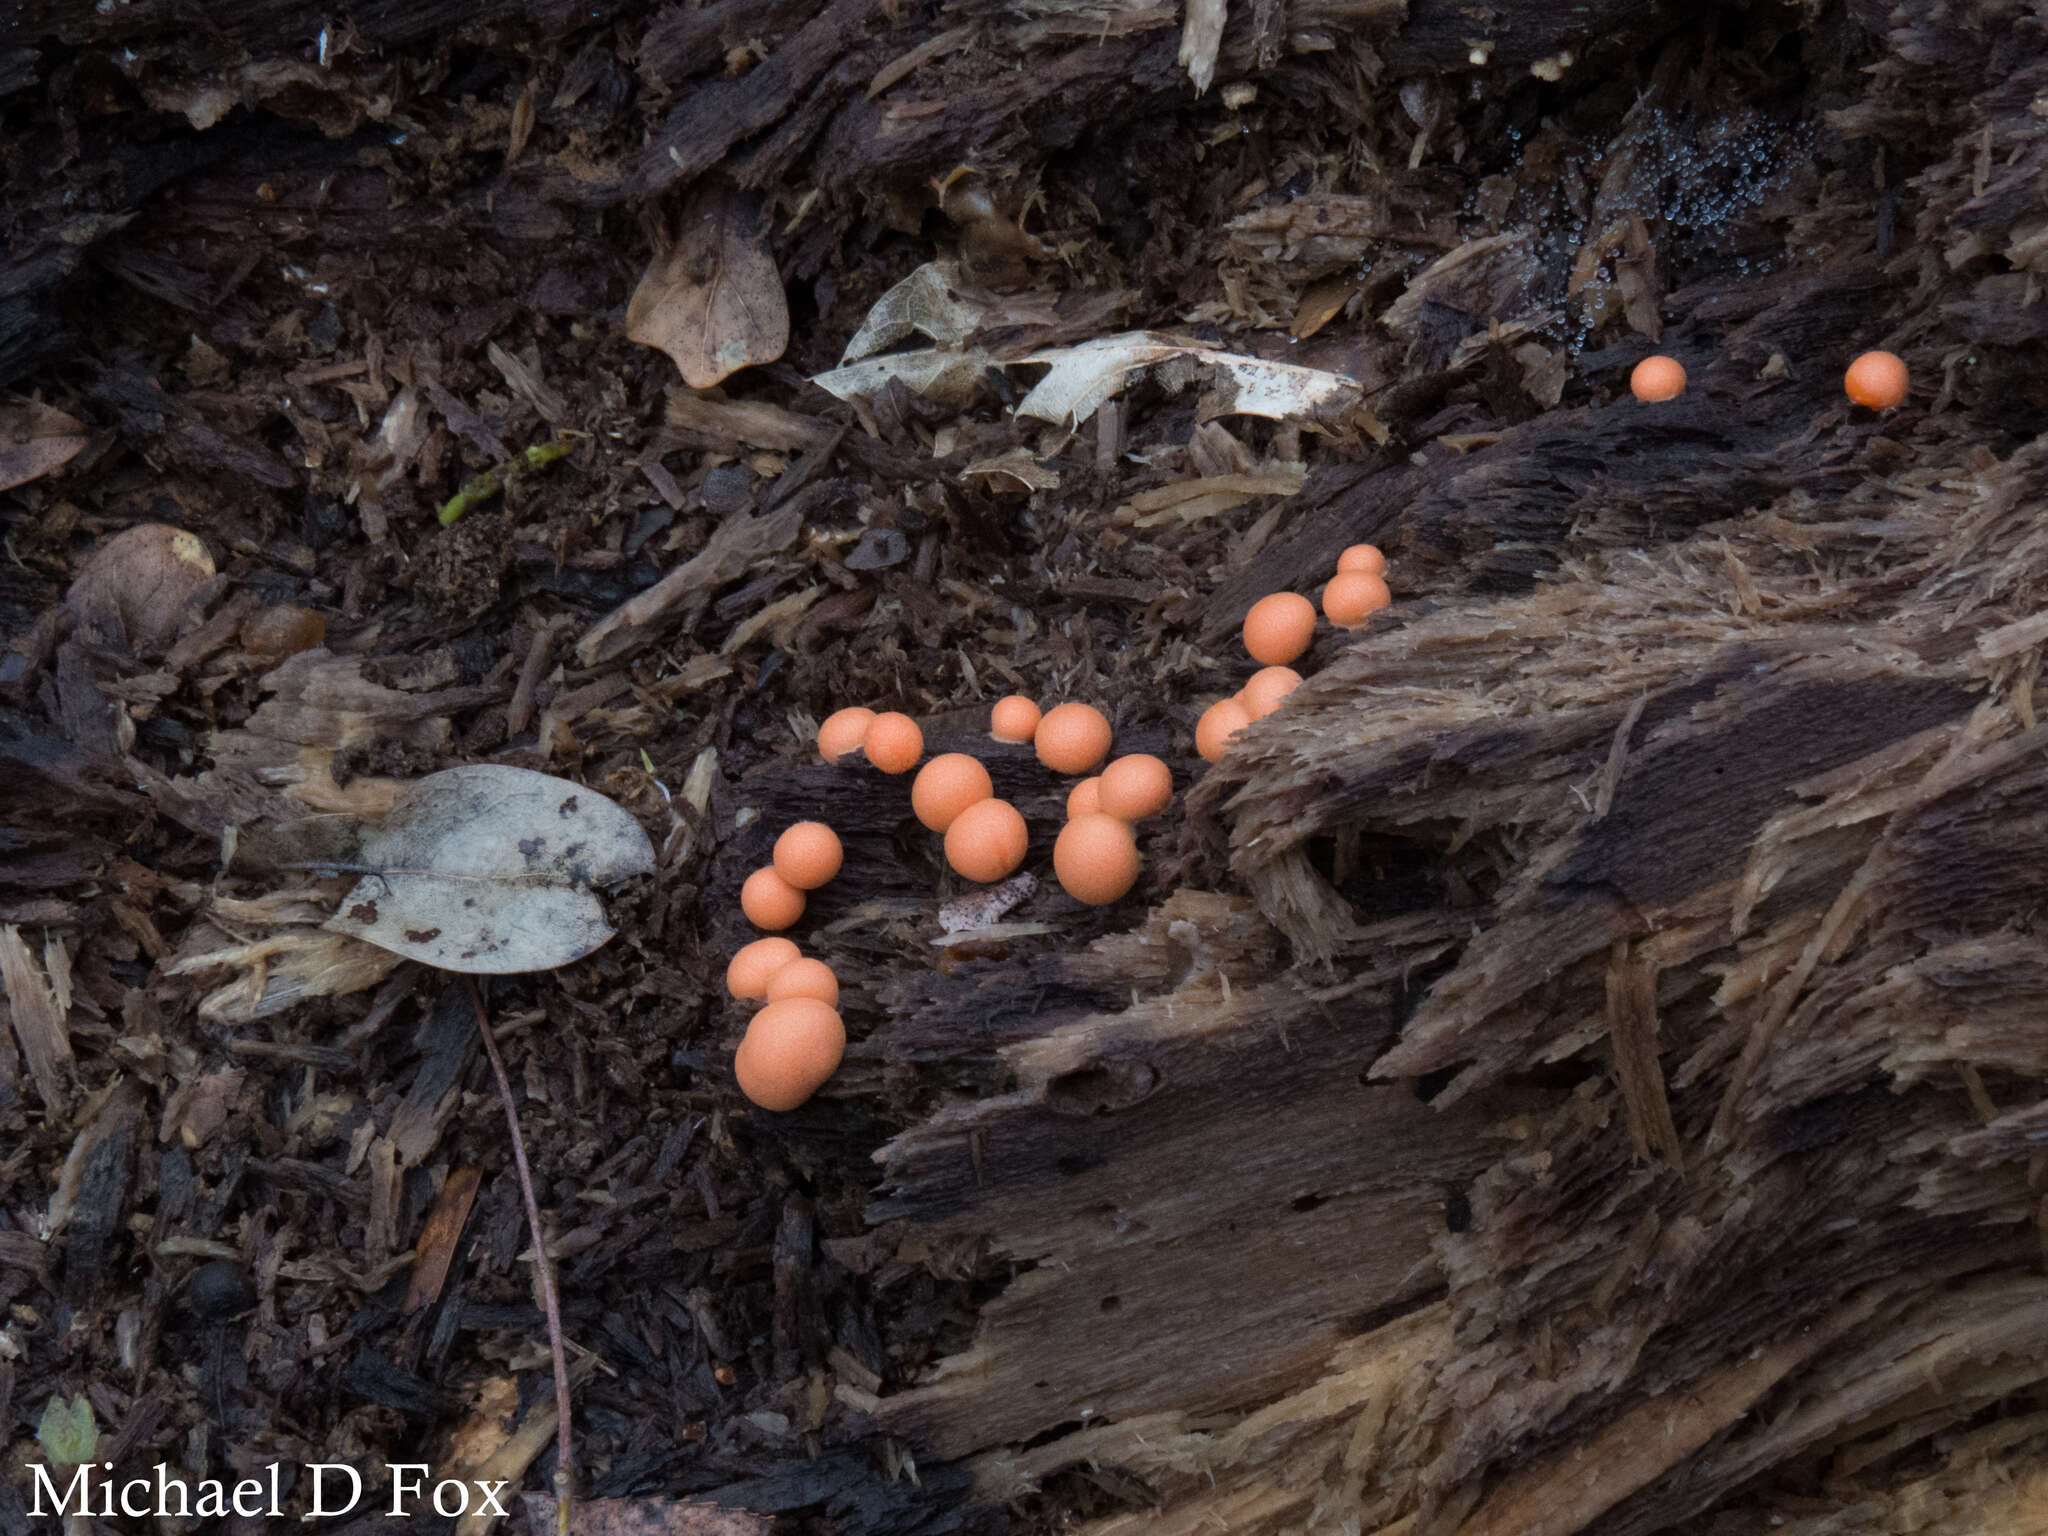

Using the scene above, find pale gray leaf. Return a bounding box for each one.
[324,765,655,974]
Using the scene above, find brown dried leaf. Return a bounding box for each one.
[0,402,86,492]
[65,522,217,656]
[628,181,788,389]
[1291,277,1359,341]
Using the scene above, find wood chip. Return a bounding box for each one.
[867,25,972,98]
[0,923,73,1114]
[406,1165,482,1314]
[577,505,802,665]
[1178,0,1227,94]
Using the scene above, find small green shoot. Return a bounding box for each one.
[438,438,577,527]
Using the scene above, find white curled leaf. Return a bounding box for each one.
[323,765,655,974]
[810,348,996,406]
[840,260,983,363]
[1015,332,1361,428]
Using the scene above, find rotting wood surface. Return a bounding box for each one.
[7,1,2048,1535]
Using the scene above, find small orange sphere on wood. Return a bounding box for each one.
[1036,702,1113,774]
[726,937,801,1000]
[1067,777,1102,819]
[1323,571,1391,629]
[912,753,994,832]
[734,997,845,1111]
[945,797,1030,882]
[1054,813,1141,905]
[1243,592,1316,666]
[1196,698,1253,763]
[862,712,924,773]
[741,867,806,930]
[1630,355,1686,403]
[817,707,876,764]
[1337,544,1387,577]
[990,695,1042,743]
[1845,350,1908,410]
[773,822,842,889]
[764,956,839,1007]
[1240,666,1302,720]
[1097,754,1173,821]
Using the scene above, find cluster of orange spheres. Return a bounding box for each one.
[1197,543,1390,763]
[815,705,924,774]
[1059,751,1170,905]
[739,820,843,932]
[726,936,845,1111]
[826,694,1164,908]
[1628,349,1909,411]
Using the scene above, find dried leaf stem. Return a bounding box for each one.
[467,978,574,1536]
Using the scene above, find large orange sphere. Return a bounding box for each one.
[1196,698,1252,763]
[1629,355,1686,403]
[817,708,876,764]
[990,695,1042,743]
[944,797,1029,882]
[734,997,845,1111]
[1323,571,1391,629]
[1097,754,1173,821]
[772,822,842,890]
[741,867,805,930]
[1035,703,1113,775]
[1054,814,1140,905]
[1845,350,1908,410]
[862,712,924,773]
[1243,592,1316,666]
[912,753,995,832]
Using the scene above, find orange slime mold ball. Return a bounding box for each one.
[1035,703,1113,774]
[734,997,845,1111]
[945,797,1029,882]
[862,712,924,773]
[1630,355,1686,402]
[1337,544,1387,576]
[990,695,1042,743]
[1243,592,1316,666]
[1196,698,1252,763]
[817,707,875,764]
[1845,350,1908,410]
[1067,777,1102,819]
[1240,666,1301,720]
[912,753,995,832]
[1097,754,1172,821]
[1054,813,1140,905]
[741,867,805,931]
[773,822,842,889]
[1323,571,1391,629]
[726,937,800,1000]
[763,956,839,1007]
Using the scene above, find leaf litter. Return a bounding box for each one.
[627,179,790,389]
[319,765,656,973]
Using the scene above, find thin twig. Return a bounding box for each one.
[467,978,574,1536]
